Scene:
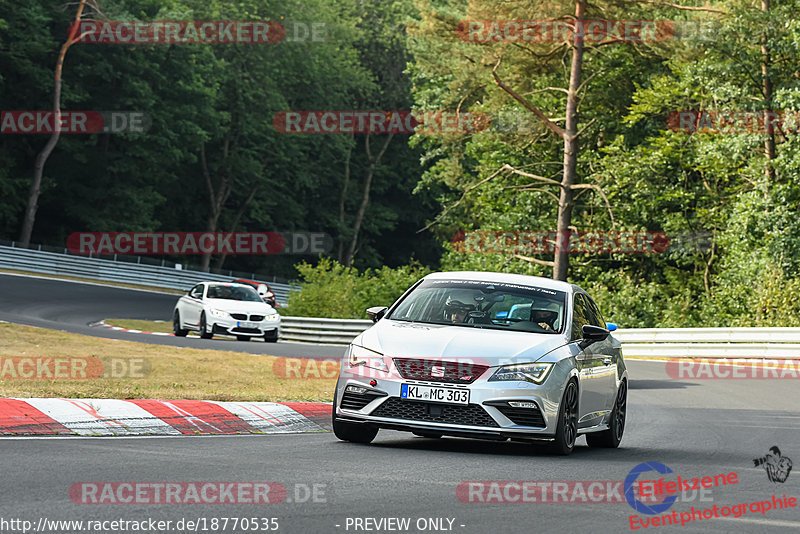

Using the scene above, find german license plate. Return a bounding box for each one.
[400,384,469,405]
[238,321,259,329]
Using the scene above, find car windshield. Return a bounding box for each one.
[205,284,262,302]
[387,279,567,334]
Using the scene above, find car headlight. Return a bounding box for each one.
[347,345,388,372]
[489,362,553,384]
[265,313,280,321]
[208,308,229,319]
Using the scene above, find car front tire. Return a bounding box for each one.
[199,313,213,339]
[264,331,278,343]
[550,379,579,456]
[586,380,627,449]
[173,312,188,337]
[332,392,378,444]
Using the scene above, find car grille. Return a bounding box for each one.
[495,405,546,428]
[371,398,499,427]
[230,313,248,320]
[249,315,265,321]
[232,327,261,334]
[393,358,489,384]
[340,390,385,411]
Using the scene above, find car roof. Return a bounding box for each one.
[423,271,579,294]
[232,278,269,287]
[206,282,254,289]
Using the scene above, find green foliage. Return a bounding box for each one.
[285,257,431,318]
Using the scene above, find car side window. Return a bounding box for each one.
[584,295,606,328]
[190,285,204,299]
[570,294,592,341]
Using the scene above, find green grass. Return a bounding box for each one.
[0,323,335,401]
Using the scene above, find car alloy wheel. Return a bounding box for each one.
[586,380,626,449]
[173,312,188,337]
[199,313,213,339]
[550,379,578,455]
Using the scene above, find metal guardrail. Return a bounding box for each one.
[0,245,298,304]
[612,328,800,358]
[279,318,800,358]
[280,317,373,345]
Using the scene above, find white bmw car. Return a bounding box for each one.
[173,282,280,342]
[332,271,627,455]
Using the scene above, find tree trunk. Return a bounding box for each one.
[761,0,775,184]
[345,133,394,267]
[19,0,88,246]
[199,141,231,272]
[211,185,259,273]
[552,0,586,281]
[337,133,354,263]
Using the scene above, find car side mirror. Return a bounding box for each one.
[605,322,618,332]
[366,306,388,323]
[579,324,610,349]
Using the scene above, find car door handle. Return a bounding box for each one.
[603,358,612,365]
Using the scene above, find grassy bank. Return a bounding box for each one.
[0,323,334,401]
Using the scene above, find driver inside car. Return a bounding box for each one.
[443,295,475,324]
[529,301,560,331]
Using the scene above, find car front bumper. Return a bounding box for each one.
[208,315,280,337]
[334,362,574,440]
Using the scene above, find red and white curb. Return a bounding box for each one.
[95,321,174,337]
[0,398,331,436]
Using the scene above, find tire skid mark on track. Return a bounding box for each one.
[0,398,331,436]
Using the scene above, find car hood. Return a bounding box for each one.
[205,299,274,314]
[355,319,567,366]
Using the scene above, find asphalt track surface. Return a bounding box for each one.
[0,273,344,359]
[1,274,799,533]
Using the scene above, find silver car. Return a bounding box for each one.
[332,271,627,455]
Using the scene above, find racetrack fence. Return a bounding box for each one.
[0,243,299,304]
[280,317,800,357]
[3,243,799,357]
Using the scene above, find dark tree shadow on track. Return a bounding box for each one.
[630,379,699,390]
